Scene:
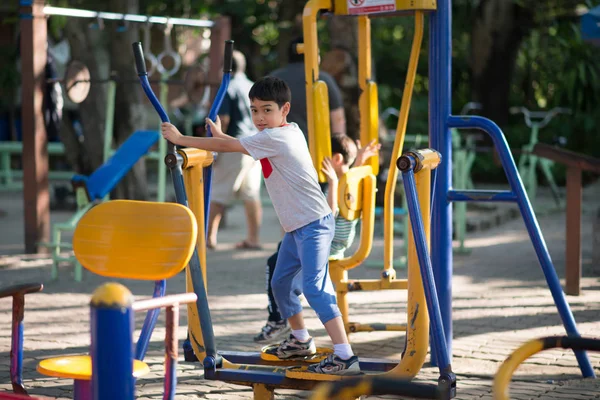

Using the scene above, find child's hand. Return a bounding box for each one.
[205,116,225,137]
[321,157,338,183]
[354,139,382,167]
[161,122,183,144]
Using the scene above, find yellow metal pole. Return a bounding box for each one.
[180,148,213,363]
[358,16,379,175]
[388,153,430,378]
[493,339,545,400]
[302,0,333,182]
[382,11,424,274]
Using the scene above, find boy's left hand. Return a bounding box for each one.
[161,122,183,144]
[321,157,338,183]
[354,139,382,167]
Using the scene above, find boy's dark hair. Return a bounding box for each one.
[249,76,292,108]
[288,37,304,64]
[331,133,357,166]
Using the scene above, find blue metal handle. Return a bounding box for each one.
[203,41,234,235]
[132,41,220,364]
[132,42,176,156]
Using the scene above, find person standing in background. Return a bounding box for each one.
[207,50,263,250]
[270,36,346,142]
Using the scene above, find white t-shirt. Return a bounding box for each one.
[239,123,331,232]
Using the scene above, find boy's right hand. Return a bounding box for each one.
[161,122,183,144]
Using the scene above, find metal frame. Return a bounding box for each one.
[429,0,593,377]
[493,336,600,400]
[0,283,44,395]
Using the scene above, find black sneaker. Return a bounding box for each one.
[264,334,317,359]
[306,354,361,375]
[254,320,292,343]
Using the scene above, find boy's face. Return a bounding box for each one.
[250,99,290,131]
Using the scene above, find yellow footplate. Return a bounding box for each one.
[260,345,333,363]
[285,366,364,381]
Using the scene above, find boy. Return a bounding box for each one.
[255,134,378,343]
[161,76,359,375]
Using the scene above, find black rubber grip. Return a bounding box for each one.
[223,40,234,73]
[132,42,147,76]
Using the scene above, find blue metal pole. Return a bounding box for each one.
[401,164,451,373]
[429,0,453,366]
[203,71,231,235]
[133,42,220,362]
[448,115,595,378]
[91,283,135,400]
[135,280,166,360]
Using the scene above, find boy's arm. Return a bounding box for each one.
[321,157,339,214]
[354,139,382,167]
[177,135,249,155]
[162,122,248,154]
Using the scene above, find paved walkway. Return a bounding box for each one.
[0,183,599,399]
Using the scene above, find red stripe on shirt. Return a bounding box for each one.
[260,158,273,178]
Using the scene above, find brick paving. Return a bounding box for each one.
[0,183,599,399]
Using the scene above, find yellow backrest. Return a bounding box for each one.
[73,200,198,281]
[332,166,376,270]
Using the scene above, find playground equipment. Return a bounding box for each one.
[304,0,430,336]
[532,143,600,296]
[133,0,595,397]
[510,106,571,209]
[310,376,442,399]
[35,200,199,398]
[493,336,600,400]
[0,283,43,395]
[421,0,594,378]
[45,129,160,282]
[134,33,460,399]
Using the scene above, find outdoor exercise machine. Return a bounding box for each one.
[35,200,199,399]
[305,0,594,383]
[134,32,460,399]
[510,106,571,209]
[1,200,199,399]
[493,336,600,400]
[17,0,230,254]
[303,0,432,336]
[429,0,593,378]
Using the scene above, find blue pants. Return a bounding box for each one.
[271,214,341,324]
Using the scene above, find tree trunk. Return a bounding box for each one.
[63,19,110,175]
[324,16,360,140]
[108,0,148,200]
[471,0,533,127]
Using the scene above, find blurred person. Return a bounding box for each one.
[207,50,263,250]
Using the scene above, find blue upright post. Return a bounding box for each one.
[203,41,234,235]
[429,0,453,366]
[135,279,166,360]
[90,283,135,400]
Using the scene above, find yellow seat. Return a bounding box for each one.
[72,200,198,280]
[37,200,198,385]
[37,355,150,381]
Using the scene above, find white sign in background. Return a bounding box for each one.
[347,0,396,15]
